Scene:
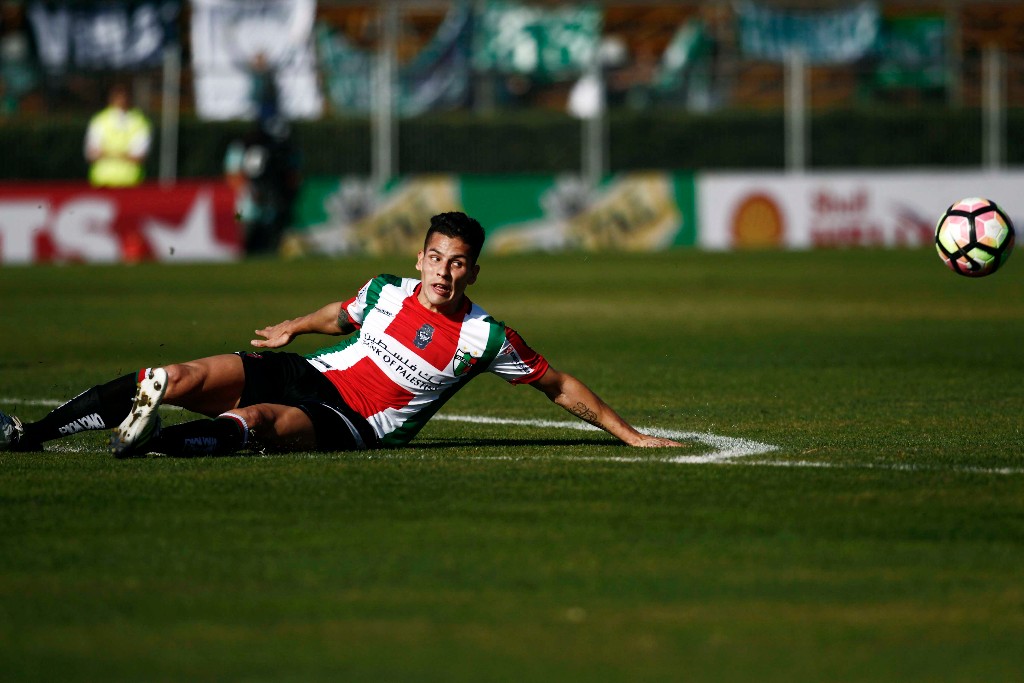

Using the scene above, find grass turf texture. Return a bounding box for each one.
[1,250,1023,681]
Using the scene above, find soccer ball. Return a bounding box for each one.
[935,197,1015,277]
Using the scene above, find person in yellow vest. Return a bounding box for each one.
[84,84,152,187]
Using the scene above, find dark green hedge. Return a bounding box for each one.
[0,108,1017,180]
[809,108,985,167]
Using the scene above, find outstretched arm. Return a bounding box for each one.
[532,367,683,448]
[251,302,356,349]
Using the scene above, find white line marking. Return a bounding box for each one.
[7,398,187,410]
[433,413,779,462]
[2,400,777,461]
[6,399,1023,475]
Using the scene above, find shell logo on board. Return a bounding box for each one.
[731,193,784,248]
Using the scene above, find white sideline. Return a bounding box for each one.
[4,399,776,462]
[433,413,779,463]
[7,398,1024,475]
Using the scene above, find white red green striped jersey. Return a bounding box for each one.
[305,274,549,447]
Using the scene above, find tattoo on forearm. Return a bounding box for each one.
[570,402,602,428]
[337,310,355,333]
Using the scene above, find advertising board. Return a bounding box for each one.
[0,182,241,264]
[698,171,1024,250]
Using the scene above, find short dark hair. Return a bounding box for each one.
[425,212,486,263]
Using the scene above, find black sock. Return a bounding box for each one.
[149,416,248,457]
[23,372,138,444]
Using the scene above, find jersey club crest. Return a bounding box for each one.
[413,323,434,349]
[453,348,478,376]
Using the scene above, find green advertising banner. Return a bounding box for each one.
[285,173,697,258]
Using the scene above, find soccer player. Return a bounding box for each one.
[1,212,682,456]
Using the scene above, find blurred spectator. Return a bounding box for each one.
[0,1,37,116]
[224,115,301,255]
[249,52,280,121]
[83,83,151,187]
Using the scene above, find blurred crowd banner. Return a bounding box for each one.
[0,182,240,264]
[318,3,471,116]
[0,0,969,128]
[285,173,697,258]
[317,0,602,117]
[27,0,180,71]
[698,171,1024,250]
[873,15,946,89]
[472,1,601,78]
[735,0,880,64]
[190,0,322,120]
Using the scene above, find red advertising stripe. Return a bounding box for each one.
[0,181,242,264]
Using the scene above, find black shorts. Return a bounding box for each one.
[235,351,379,451]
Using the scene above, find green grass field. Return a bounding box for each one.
[2,249,1023,682]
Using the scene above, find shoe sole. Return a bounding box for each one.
[111,368,168,458]
[0,413,23,451]
[6,414,44,452]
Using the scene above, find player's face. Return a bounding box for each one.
[415,233,479,315]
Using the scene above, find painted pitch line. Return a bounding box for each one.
[4,398,63,407]
[434,415,1024,474]
[6,399,1024,475]
[1,400,777,461]
[432,413,779,462]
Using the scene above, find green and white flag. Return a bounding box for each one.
[472,0,601,79]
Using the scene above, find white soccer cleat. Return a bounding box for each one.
[110,367,168,458]
[0,412,25,451]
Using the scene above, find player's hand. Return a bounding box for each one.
[251,321,295,349]
[631,435,685,448]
